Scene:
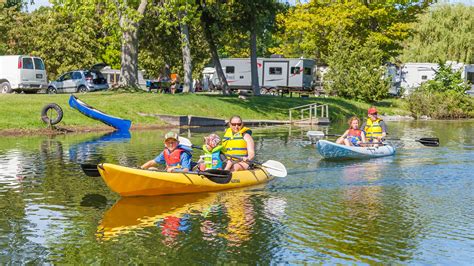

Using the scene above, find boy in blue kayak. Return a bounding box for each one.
[141,131,192,172]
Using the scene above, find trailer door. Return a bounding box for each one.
[262,61,288,87]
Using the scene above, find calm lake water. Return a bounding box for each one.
[0,120,473,264]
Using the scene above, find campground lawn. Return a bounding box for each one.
[0,92,410,131]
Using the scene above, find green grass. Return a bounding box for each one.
[0,92,410,130]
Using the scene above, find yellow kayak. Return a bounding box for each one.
[98,163,274,196]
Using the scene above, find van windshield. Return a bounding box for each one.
[34,58,45,70]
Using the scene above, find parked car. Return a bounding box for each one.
[0,55,48,93]
[47,63,109,94]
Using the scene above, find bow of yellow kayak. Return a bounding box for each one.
[98,163,274,196]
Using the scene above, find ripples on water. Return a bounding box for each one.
[0,121,473,264]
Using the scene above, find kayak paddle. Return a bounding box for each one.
[79,163,233,184]
[179,136,288,178]
[306,131,439,147]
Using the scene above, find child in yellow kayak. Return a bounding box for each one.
[336,116,366,146]
[141,131,192,172]
[197,133,227,171]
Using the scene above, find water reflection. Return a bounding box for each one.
[68,130,131,164]
[97,189,288,251]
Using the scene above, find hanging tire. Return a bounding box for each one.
[41,103,63,125]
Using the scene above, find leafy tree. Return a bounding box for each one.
[196,0,230,94]
[271,0,433,62]
[2,4,107,79]
[400,4,474,64]
[323,36,389,103]
[227,0,285,96]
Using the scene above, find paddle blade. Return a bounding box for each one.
[198,169,232,184]
[417,138,440,147]
[261,160,287,177]
[80,164,101,177]
[178,136,192,147]
[307,131,325,138]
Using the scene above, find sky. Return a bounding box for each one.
[28,0,473,12]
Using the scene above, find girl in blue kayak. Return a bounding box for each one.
[336,117,366,146]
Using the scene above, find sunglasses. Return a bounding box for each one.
[230,123,242,126]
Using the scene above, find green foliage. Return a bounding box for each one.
[406,63,474,119]
[401,4,474,64]
[323,36,390,103]
[271,0,433,62]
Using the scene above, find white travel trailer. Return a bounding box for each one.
[203,58,315,93]
[0,55,48,93]
[399,63,438,95]
[399,62,474,95]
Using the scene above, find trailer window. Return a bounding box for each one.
[225,66,235,74]
[33,58,45,70]
[269,67,282,75]
[304,67,312,75]
[290,67,301,74]
[467,72,474,83]
[421,75,428,80]
[22,58,34,69]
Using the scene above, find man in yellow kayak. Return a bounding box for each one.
[222,116,255,172]
[141,131,193,172]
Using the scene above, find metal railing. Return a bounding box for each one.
[289,103,329,124]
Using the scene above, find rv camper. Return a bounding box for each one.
[203,58,315,94]
[399,62,474,96]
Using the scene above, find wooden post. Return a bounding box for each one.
[309,106,313,125]
[326,105,329,117]
[289,110,292,124]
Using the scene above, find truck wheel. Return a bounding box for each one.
[41,103,63,125]
[0,82,12,94]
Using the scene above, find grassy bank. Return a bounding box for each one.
[0,92,409,131]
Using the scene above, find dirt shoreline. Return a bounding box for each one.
[0,124,176,137]
[0,115,419,137]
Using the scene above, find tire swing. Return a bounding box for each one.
[41,103,63,128]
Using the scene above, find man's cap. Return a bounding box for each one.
[368,107,378,114]
[164,131,179,141]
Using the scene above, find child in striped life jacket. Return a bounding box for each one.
[198,133,227,171]
[336,116,366,146]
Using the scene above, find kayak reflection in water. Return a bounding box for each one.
[336,116,366,147]
[141,131,193,173]
[222,116,255,172]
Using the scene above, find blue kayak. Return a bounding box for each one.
[316,140,395,159]
[69,95,132,131]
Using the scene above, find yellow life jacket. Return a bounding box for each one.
[364,118,383,138]
[202,145,224,170]
[222,127,251,157]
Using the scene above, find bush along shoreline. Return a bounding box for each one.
[406,63,474,119]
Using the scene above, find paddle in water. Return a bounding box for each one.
[179,137,288,178]
[307,131,439,147]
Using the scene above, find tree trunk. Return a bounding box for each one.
[118,0,148,88]
[199,5,229,95]
[119,21,139,88]
[250,28,260,96]
[179,11,193,93]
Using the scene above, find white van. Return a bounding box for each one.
[0,55,48,93]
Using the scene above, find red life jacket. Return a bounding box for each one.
[348,129,362,140]
[163,148,185,167]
